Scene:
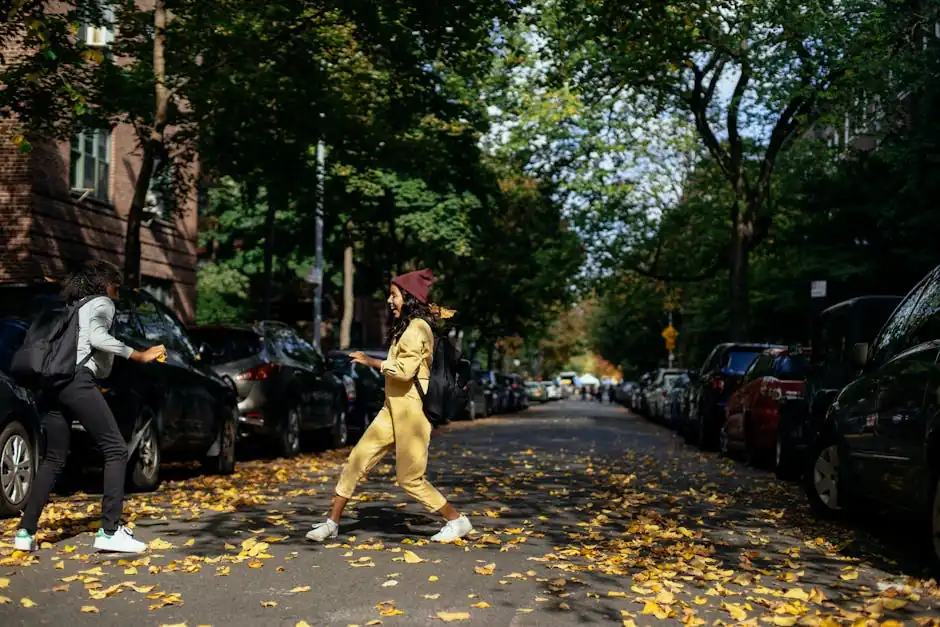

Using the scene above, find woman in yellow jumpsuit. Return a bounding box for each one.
[306,269,473,543]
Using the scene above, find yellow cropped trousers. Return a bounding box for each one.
[334,380,447,512]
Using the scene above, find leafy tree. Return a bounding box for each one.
[534,0,888,337]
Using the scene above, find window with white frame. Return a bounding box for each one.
[69,129,111,202]
[78,5,115,47]
[145,157,174,221]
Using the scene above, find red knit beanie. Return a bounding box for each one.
[392,269,435,304]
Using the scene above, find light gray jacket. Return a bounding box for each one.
[76,296,134,379]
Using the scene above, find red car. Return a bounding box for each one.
[721,347,809,465]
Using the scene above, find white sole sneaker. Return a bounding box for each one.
[431,515,473,543]
[305,520,339,542]
[13,531,36,552]
[93,527,147,553]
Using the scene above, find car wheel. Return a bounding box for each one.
[0,419,34,517]
[205,409,237,475]
[804,437,842,517]
[331,408,348,449]
[774,426,800,480]
[277,404,303,458]
[128,410,160,492]
[718,423,730,456]
[928,476,940,575]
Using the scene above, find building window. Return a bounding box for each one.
[78,5,115,47]
[142,277,174,310]
[144,158,173,222]
[70,129,111,202]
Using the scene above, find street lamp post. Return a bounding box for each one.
[313,140,326,350]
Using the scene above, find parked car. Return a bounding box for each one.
[473,371,498,416]
[189,322,349,458]
[525,381,547,403]
[2,289,239,492]
[776,296,902,479]
[804,266,940,569]
[633,372,654,414]
[666,374,692,430]
[683,343,781,450]
[616,381,637,406]
[645,368,688,421]
[0,352,39,517]
[328,350,386,437]
[544,382,561,401]
[508,374,529,411]
[721,347,809,466]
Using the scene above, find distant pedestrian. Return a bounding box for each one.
[580,386,587,401]
[306,269,473,544]
[608,385,616,404]
[13,261,166,554]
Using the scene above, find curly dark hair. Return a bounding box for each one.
[387,289,438,345]
[61,260,123,303]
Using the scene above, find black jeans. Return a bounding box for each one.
[20,368,128,534]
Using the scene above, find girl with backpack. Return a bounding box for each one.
[306,269,473,543]
[13,261,166,554]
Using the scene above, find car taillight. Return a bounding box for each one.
[712,379,724,391]
[236,363,278,381]
[662,391,669,398]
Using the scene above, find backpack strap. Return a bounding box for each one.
[72,294,103,370]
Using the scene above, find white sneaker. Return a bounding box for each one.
[14,529,36,552]
[431,515,473,543]
[93,526,147,553]
[305,519,339,542]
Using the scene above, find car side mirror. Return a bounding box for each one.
[851,342,870,368]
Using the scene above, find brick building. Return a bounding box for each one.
[0,8,198,321]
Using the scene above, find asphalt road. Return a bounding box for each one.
[2,400,940,626]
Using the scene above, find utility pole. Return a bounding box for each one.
[313,140,326,350]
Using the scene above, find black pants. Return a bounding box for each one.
[20,369,128,534]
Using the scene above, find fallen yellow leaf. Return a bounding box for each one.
[290,586,311,593]
[366,621,383,626]
[296,622,312,627]
[721,601,747,621]
[423,593,441,599]
[184,539,195,547]
[402,550,423,564]
[471,601,491,609]
[20,597,37,608]
[149,538,174,550]
[474,563,495,576]
[840,570,859,581]
[882,598,907,610]
[437,611,471,622]
[0,577,8,589]
[772,617,798,626]
[0,595,10,604]
[641,601,671,620]
[261,601,278,608]
[783,588,809,601]
[81,606,100,614]
[429,575,439,582]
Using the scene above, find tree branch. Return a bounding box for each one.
[687,55,732,181]
[727,58,750,184]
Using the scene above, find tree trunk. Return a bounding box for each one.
[729,213,752,341]
[261,189,277,320]
[123,0,169,288]
[339,221,355,350]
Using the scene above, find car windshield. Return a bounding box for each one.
[725,350,760,374]
[189,328,261,365]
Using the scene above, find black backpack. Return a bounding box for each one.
[415,335,468,426]
[11,295,96,389]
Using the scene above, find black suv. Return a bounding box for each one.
[1,287,239,492]
[774,296,901,479]
[804,267,940,570]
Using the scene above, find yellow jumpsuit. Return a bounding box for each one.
[334,318,447,512]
